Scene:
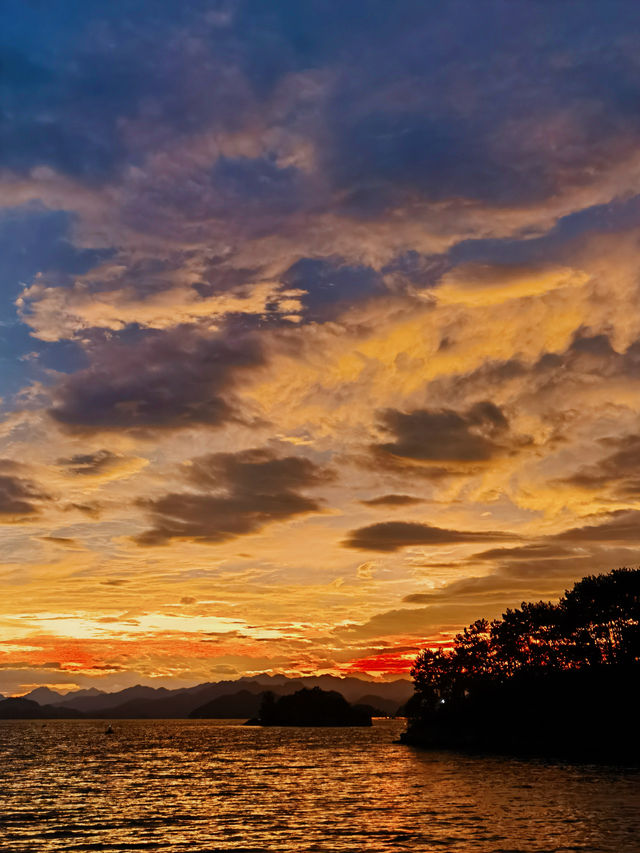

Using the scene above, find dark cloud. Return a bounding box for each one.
[0,462,49,518]
[404,539,640,609]
[322,0,640,212]
[6,0,640,205]
[212,156,302,218]
[471,543,578,562]
[553,510,640,543]
[49,329,263,432]
[360,494,424,507]
[39,536,78,548]
[343,520,513,552]
[373,402,526,473]
[10,0,640,365]
[63,502,102,518]
[1,1,255,179]
[57,449,122,476]
[381,251,447,291]
[561,434,640,497]
[136,448,332,545]
[282,257,383,322]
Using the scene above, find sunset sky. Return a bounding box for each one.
[3,1,640,695]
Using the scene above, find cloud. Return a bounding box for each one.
[38,536,80,549]
[49,328,263,432]
[471,543,577,563]
[335,603,504,642]
[0,3,258,180]
[18,279,288,343]
[12,0,640,354]
[136,447,333,545]
[331,528,640,642]
[56,449,147,483]
[0,461,49,519]
[281,257,384,322]
[343,520,513,552]
[553,509,640,543]
[435,263,589,307]
[404,539,640,610]
[560,434,640,498]
[60,450,117,475]
[360,494,424,507]
[372,402,529,476]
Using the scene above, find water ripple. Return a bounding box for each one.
[0,720,637,852]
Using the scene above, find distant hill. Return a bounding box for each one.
[22,687,65,705]
[243,674,412,706]
[0,698,83,719]
[54,685,175,714]
[88,680,278,718]
[6,674,412,719]
[24,686,105,707]
[353,694,402,716]
[189,689,266,719]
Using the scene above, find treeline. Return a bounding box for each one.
[403,568,640,761]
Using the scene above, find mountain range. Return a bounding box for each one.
[3,674,412,719]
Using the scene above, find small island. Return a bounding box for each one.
[401,568,640,763]
[245,686,372,726]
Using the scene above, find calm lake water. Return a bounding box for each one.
[0,719,639,852]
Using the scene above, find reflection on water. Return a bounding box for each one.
[0,719,638,852]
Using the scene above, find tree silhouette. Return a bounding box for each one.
[405,568,640,760]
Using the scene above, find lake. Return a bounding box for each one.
[0,719,638,852]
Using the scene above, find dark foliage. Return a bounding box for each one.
[404,568,640,761]
[251,687,372,727]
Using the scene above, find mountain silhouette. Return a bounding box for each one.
[189,689,266,719]
[17,674,411,719]
[23,686,103,706]
[0,697,83,719]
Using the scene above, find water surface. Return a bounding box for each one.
[0,719,638,852]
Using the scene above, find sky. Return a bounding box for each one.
[2,0,640,694]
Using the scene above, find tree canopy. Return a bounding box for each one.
[410,568,640,713]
